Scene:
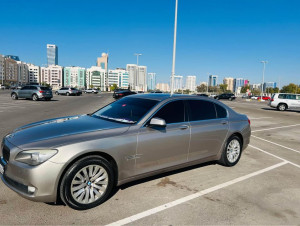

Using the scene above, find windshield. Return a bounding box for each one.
[92,97,159,124]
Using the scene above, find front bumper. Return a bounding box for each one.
[1,141,63,203]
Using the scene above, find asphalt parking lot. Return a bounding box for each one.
[0,91,299,225]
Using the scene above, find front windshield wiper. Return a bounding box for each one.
[96,115,136,124]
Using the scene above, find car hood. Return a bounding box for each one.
[5,115,130,148]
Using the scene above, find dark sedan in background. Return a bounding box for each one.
[1,94,250,210]
[113,89,136,99]
[214,93,236,101]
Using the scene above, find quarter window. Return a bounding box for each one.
[187,100,217,121]
[215,104,227,118]
[153,100,185,124]
[278,94,286,99]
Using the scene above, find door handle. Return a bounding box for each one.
[179,125,189,130]
[221,121,228,125]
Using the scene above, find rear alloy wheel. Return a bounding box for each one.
[277,103,287,111]
[59,156,115,210]
[66,92,70,96]
[219,136,242,167]
[32,94,39,101]
[11,93,18,100]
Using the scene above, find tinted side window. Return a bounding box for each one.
[278,94,286,99]
[21,86,30,90]
[187,100,216,121]
[153,100,185,124]
[297,95,300,100]
[287,94,296,99]
[30,86,38,90]
[215,103,227,118]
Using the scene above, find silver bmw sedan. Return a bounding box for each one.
[0,94,251,210]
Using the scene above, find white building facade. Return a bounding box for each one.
[0,55,5,84]
[126,64,147,91]
[156,83,170,92]
[86,66,106,91]
[41,65,63,89]
[172,75,183,91]
[185,75,196,91]
[108,69,129,89]
[147,73,156,91]
[27,64,40,84]
[17,61,29,85]
[64,67,86,89]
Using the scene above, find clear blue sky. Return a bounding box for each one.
[1,0,300,87]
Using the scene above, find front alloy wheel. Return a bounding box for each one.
[60,156,114,210]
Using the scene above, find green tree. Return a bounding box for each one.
[241,85,250,93]
[41,82,50,87]
[110,84,118,91]
[265,87,274,94]
[273,87,279,93]
[280,83,298,93]
[251,88,260,96]
[219,84,228,93]
[196,84,207,93]
[183,89,190,94]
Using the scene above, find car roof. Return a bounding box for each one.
[126,93,209,101]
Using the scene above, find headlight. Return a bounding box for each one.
[15,149,58,166]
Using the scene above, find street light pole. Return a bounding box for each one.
[171,0,178,95]
[261,61,268,100]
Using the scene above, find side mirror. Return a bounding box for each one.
[149,117,166,127]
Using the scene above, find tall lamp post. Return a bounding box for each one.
[261,61,268,100]
[171,0,178,95]
[134,53,142,91]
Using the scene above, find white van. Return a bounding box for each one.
[269,93,300,111]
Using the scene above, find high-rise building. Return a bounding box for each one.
[17,61,29,85]
[96,53,108,70]
[173,75,183,91]
[263,82,277,91]
[41,65,63,89]
[47,44,58,66]
[5,55,20,61]
[108,69,129,89]
[234,78,245,92]
[0,55,5,84]
[27,63,40,84]
[147,73,156,91]
[250,84,261,90]
[223,77,234,92]
[4,58,18,85]
[86,66,106,91]
[185,75,196,91]
[156,83,170,92]
[209,75,218,87]
[126,64,147,91]
[64,67,86,89]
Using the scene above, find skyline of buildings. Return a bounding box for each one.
[0,44,283,93]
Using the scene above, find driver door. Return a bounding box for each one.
[135,100,190,175]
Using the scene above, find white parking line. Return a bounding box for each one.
[250,117,272,120]
[252,135,300,154]
[106,161,287,226]
[249,144,300,169]
[252,124,300,132]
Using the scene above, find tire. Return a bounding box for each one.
[277,103,287,111]
[59,156,115,210]
[32,94,39,101]
[219,135,242,167]
[11,93,18,100]
[55,91,59,95]
[66,92,70,96]
[229,97,232,101]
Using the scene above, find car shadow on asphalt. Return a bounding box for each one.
[261,107,300,113]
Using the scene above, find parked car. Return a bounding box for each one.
[257,96,271,101]
[55,87,81,96]
[84,88,98,94]
[113,90,136,99]
[268,93,300,111]
[150,91,163,93]
[0,94,250,210]
[251,96,259,100]
[11,85,53,101]
[214,93,236,101]
[197,93,209,97]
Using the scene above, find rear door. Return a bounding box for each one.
[296,95,300,108]
[286,94,297,108]
[186,100,229,161]
[18,86,29,98]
